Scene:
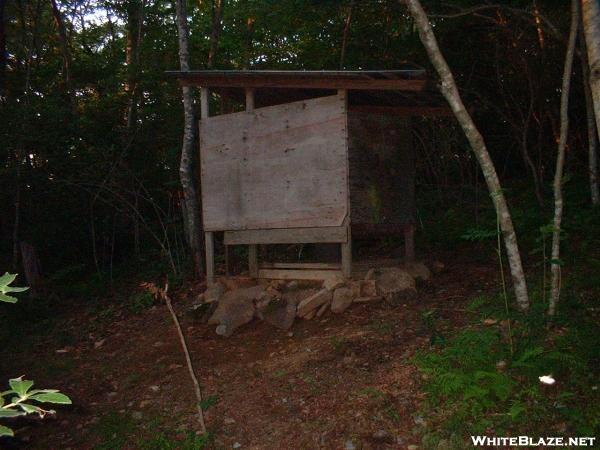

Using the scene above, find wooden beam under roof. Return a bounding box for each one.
[168,70,428,91]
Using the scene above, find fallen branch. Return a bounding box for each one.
[160,283,207,433]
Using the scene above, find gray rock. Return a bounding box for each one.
[375,267,416,300]
[263,298,297,330]
[285,280,299,291]
[323,275,346,291]
[404,262,431,281]
[364,268,376,280]
[297,289,332,317]
[204,282,225,303]
[331,287,354,313]
[208,285,265,336]
[372,430,390,441]
[316,299,330,317]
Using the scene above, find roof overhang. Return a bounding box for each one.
[167,69,428,91]
[167,69,451,116]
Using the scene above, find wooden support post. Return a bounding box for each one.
[205,231,215,284]
[341,223,352,278]
[200,87,209,119]
[404,223,415,263]
[248,244,258,278]
[339,88,352,279]
[244,87,258,278]
[245,87,255,111]
[200,87,214,283]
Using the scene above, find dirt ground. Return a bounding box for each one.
[1,257,498,450]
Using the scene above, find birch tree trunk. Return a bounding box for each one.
[581,27,600,204]
[549,0,579,317]
[402,0,530,311]
[175,0,203,277]
[582,0,600,140]
[579,5,600,205]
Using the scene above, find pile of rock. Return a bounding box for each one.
[193,262,433,337]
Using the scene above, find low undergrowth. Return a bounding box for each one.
[414,289,600,449]
[93,412,211,450]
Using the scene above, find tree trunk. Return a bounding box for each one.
[125,0,145,130]
[339,0,355,69]
[549,0,579,317]
[581,14,600,204]
[244,16,255,69]
[49,0,75,110]
[403,0,530,311]
[0,0,6,97]
[582,0,600,141]
[207,0,224,68]
[175,0,204,278]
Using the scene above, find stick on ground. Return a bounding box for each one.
[161,283,207,433]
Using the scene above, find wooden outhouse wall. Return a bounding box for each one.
[347,112,415,237]
[199,94,349,232]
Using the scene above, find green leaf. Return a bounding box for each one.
[509,402,526,420]
[18,403,42,414]
[199,394,218,411]
[0,424,14,437]
[29,392,72,404]
[4,286,28,293]
[0,409,25,418]
[0,273,17,288]
[0,293,18,303]
[9,378,34,397]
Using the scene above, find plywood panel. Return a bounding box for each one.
[200,94,348,231]
[224,225,347,245]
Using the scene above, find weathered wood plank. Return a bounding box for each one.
[248,244,258,277]
[258,268,344,281]
[259,262,341,270]
[180,76,426,91]
[224,226,348,245]
[205,231,215,284]
[200,94,348,231]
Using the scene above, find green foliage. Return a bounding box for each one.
[129,290,155,314]
[139,431,211,450]
[0,274,72,438]
[0,377,72,437]
[0,273,28,304]
[460,227,498,242]
[414,293,600,444]
[199,394,219,411]
[93,412,211,450]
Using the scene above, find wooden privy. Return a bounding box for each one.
[170,69,449,283]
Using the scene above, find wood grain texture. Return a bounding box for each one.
[257,268,343,281]
[200,94,348,231]
[223,225,347,245]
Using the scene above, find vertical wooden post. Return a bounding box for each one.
[404,223,415,263]
[339,89,352,278]
[245,87,259,277]
[248,244,258,278]
[200,87,209,119]
[205,231,214,283]
[200,87,215,284]
[341,223,352,278]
